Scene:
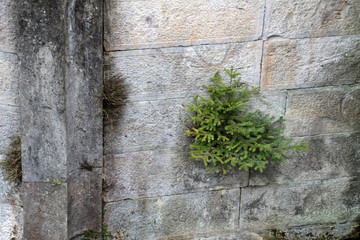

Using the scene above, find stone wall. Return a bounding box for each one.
[0,0,359,239]
[0,0,22,239]
[103,0,360,239]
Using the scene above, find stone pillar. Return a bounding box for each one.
[16,1,103,239]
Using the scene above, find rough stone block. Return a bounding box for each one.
[0,52,18,105]
[247,90,286,117]
[104,97,192,154]
[104,147,248,201]
[105,41,262,102]
[261,35,360,91]
[68,168,102,239]
[263,221,360,240]
[240,177,360,233]
[65,0,103,172]
[104,0,264,51]
[264,0,360,39]
[195,232,262,240]
[0,203,21,240]
[284,85,360,137]
[0,0,16,52]
[0,105,20,154]
[18,0,68,183]
[23,182,67,240]
[104,91,287,157]
[104,189,240,239]
[250,132,360,186]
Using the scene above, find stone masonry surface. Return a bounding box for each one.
[0,0,22,239]
[103,0,360,239]
[0,0,359,239]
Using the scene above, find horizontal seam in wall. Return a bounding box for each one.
[104,145,188,156]
[289,130,360,139]
[104,33,360,53]
[100,84,359,105]
[104,39,263,53]
[248,176,359,189]
[0,50,18,56]
[277,82,360,93]
[105,186,242,204]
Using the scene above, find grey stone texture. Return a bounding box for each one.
[0,1,21,239]
[261,35,360,91]
[0,0,358,238]
[104,41,262,102]
[68,168,103,238]
[65,0,103,172]
[104,148,248,202]
[104,0,265,51]
[103,0,360,237]
[264,0,360,39]
[18,0,68,183]
[285,85,360,137]
[240,177,360,238]
[104,189,240,240]
[23,183,67,240]
[250,132,360,186]
[0,0,16,53]
[15,0,103,239]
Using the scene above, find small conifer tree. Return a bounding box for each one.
[185,68,308,174]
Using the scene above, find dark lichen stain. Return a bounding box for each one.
[295,205,304,215]
[246,192,266,210]
[265,222,360,240]
[266,229,287,240]
[80,159,93,171]
[344,221,360,240]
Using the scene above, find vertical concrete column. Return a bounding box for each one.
[16,0,103,239]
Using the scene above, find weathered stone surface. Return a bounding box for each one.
[263,222,360,240]
[104,147,248,201]
[0,105,20,154]
[285,84,360,137]
[17,0,67,182]
[65,0,103,172]
[105,41,262,102]
[0,203,22,240]
[0,2,21,240]
[240,177,360,233]
[68,168,102,239]
[23,182,67,240]
[104,97,191,154]
[264,0,360,39]
[0,52,18,105]
[261,35,360,90]
[196,232,262,240]
[16,2,103,239]
[247,90,286,117]
[104,189,240,239]
[0,155,22,240]
[104,0,264,51]
[250,132,360,186]
[0,52,20,154]
[104,90,286,155]
[0,0,16,52]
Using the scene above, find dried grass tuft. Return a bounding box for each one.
[99,74,128,131]
[0,136,22,185]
